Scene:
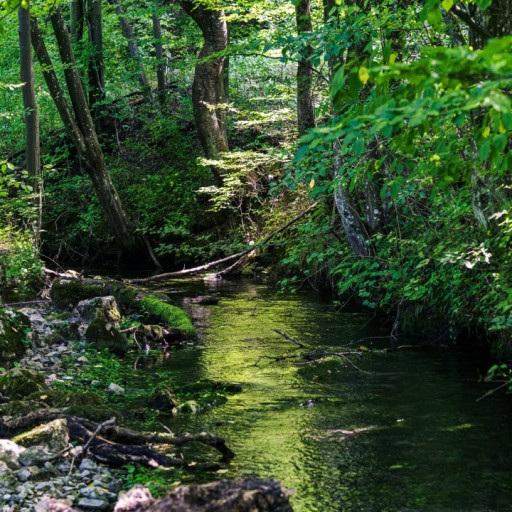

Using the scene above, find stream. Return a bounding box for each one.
[130,278,512,511]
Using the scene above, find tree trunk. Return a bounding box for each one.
[467,0,512,48]
[295,0,315,136]
[18,2,42,246]
[323,0,371,257]
[152,11,166,104]
[466,1,512,226]
[70,0,84,43]
[179,0,229,185]
[32,11,155,263]
[107,0,150,90]
[86,0,106,121]
[333,141,371,258]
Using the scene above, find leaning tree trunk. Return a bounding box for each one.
[31,12,156,264]
[18,1,42,247]
[295,0,315,136]
[179,0,229,185]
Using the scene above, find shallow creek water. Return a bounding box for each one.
[131,278,512,511]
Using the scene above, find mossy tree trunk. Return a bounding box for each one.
[179,0,229,186]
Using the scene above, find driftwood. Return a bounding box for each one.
[130,202,318,283]
[37,478,294,512]
[1,410,233,467]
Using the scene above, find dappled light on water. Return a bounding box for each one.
[142,280,512,511]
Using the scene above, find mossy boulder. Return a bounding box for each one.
[50,279,105,310]
[141,295,195,339]
[13,418,69,453]
[0,308,27,363]
[85,316,128,355]
[0,400,43,417]
[175,400,201,414]
[73,296,121,324]
[0,368,49,400]
[148,381,181,411]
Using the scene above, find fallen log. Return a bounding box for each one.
[129,202,318,283]
[1,410,233,467]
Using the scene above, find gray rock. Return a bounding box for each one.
[0,440,25,470]
[107,383,125,396]
[77,498,109,510]
[19,446,52,467]
[78,459,97,472]
[16,468,32,482]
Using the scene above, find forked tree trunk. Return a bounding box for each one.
[31,12,155,263]
[179,0,229,185]
[295,0,315,136]
[18,2,42,246]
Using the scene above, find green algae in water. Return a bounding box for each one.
[67,279,512,511]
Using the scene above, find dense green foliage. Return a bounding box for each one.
[0,0,510,360]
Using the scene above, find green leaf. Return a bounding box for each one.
[441,0,454,11]
[479,139,491,162]
[502,112,512,130]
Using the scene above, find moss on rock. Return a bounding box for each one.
[0,368,49,400]
[50,279,105,310]
[13,418,69,452]
[85,316,129,355]
[148,381,181,411]
[141,295,195,339]
[0,309,27,364]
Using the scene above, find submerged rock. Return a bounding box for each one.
[147,381,180,411]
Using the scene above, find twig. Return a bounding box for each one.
[274,329,305,348]
[159,422,174,435]
[476,381,509,402]
[83,417,117,456]
[4,299,51,306]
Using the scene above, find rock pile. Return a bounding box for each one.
[0,438,121,511]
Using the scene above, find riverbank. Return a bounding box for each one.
[0,276,292,511]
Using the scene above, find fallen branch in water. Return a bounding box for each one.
[476,381,509,402]
[274,329,305,348]
[129,202,318,283]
